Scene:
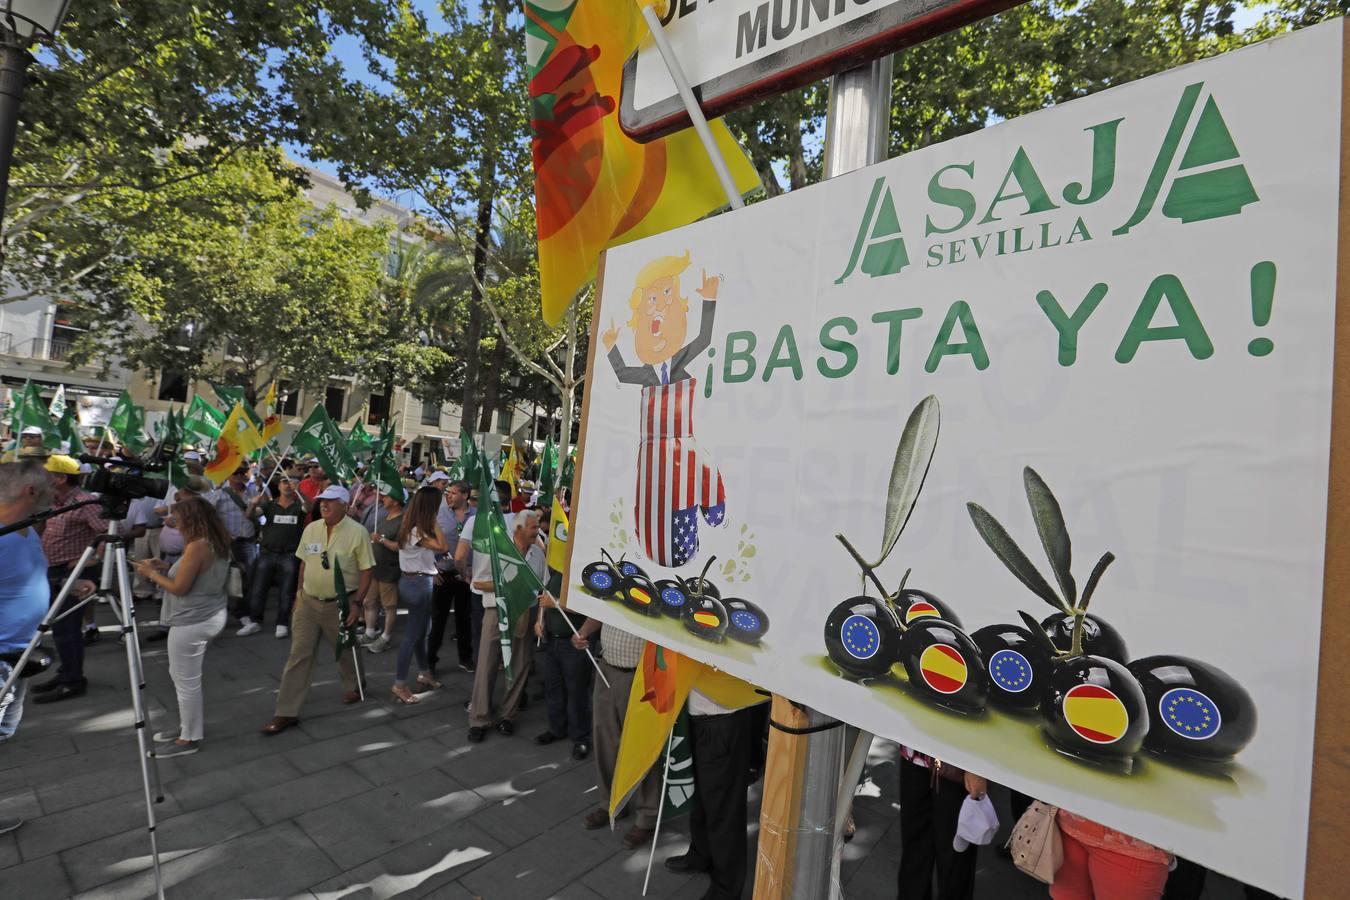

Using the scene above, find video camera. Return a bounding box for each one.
[75,429,181,520]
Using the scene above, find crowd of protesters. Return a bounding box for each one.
[0,434,1287,900]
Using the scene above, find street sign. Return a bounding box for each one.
[621,0,1020,141]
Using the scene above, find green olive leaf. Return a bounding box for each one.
[1017,610,1062,657]
[1023,467,1077,607]
[874,395,941,567]
[1078,551,1116,613]
[967,502,1066,610]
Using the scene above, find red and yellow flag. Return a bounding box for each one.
[204,402,266,485]
[609,642,765,820]
[526,0,761,325]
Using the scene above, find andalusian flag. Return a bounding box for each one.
[260,382,282,443]
[546,491,569,575]
[610,644,764,822]
[526,0,760,325]
[472,463,542,681]
[204,402,265,485]
[184,395,225,441]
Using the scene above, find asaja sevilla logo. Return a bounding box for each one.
[1063,684,1131,744]
[919,644,968,695]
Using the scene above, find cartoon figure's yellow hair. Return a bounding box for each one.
[628,251,691,328]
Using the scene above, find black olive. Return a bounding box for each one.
[898,619,988,712]
[722,598,770,644]
[682,576,721,601]
[1040,656,1149,760]
[617,559,649,581]
[682,596,730,642]
[1041,613,1129,663]
[619,574,662,617]
[823,596,904,680]
[1127,655,1257,761]
[972,624,1053,711]
[896,588,962,628]
[580,560,621,599]
[654,579,688,619]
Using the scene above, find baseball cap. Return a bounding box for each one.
[20,425,44,436]
[45,454,81,475]
[315,485,351,504]
[180,475,213,494]
[952,794,1000,852]
[426,471,450,484]
[182,450,202,461]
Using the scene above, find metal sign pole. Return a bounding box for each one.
[754,55,892,900]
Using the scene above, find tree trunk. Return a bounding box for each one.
[459,154,495,433]
[476,340,506,433]
[788,116,809,191]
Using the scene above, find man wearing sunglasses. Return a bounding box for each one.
[261,484,373,735]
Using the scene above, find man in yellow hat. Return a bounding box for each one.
[31,455,108,704]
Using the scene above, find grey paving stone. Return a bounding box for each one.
[0,831,19,869]
[579,823,697,900]
[60,798,260,893]
[0,731,78,772]
[457,820,623,900]
[240,762,374,826]
[296,769,486,870]
[17,786,183,861]
[0,852,72,900]
[286,722,410,775]
[297,702,396,740]
[75,820,341,900]
[33,747,185,815]
[468,760,598,848]
[167,752,304,813]
[544,884,606,900]
[350,735,467,787]
[307,819,503,900]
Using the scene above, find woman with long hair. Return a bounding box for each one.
[131,496,232,756]
[373,486,448,704]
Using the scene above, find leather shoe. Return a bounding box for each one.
[621,825,655,850]
[583,806,629,830]
[571,741,590,761]
[467,726,486,743]
[495,719,514,736]
[30,678,62,695]
[664,853,711,874]
[535,731,559,745]
[342,690,362,705]
[260,716,298,735]
[32,683,85,704]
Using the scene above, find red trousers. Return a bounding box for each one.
[1050,830,1170,900]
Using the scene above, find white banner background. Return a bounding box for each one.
[568,22,1343,897]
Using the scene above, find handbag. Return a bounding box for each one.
[1007,801,1063,884]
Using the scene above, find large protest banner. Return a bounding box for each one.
[563,21,1349,897]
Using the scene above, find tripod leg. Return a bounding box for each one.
[114,547,165,900]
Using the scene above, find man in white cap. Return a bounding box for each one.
[0,426,45,462]
[261,484,373,734]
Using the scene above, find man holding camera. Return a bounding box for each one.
[32,455,107,704]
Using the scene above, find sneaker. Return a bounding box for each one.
[457,661,475,674]
[83,627,100,645]
[151,731,182,743]
[236,620,261,637]
[154,741,200,758]
[366,635,391,654]
[358,630,382,645]
[275,626,289,639]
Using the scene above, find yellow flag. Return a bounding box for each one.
[526,0,761,325]
[501,442,521,493]
[547,492,569,574]
[204,402,266,485]
[260,381,281,443]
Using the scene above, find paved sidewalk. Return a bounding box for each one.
[0,599,1251,899]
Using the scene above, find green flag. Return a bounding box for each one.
[210,381,263,429]
[56,405,81,454]
[106,390,136,441]
[559,447,576,491]
[48,384,66,421]
[472,458,542,682]
[346,419,373,459]
[662,707,696,818]
[122,404,148,454]
[293,405,357,484]
[537,436,558,511]
[332,552,356,662]
[460,429,481,486]
[183,396,225,441]
[13,382,59,449]
[369,446,406,504]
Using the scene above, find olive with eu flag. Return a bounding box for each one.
[896,588,962,628]
[824,596,905,679]
[723,598,770,644]
[898,619,989,712]
[654,578,688,618]
[1127,655,1257,761]
[580,550,623,600]
[972,624,1052,711]
[1041,654,1149,761]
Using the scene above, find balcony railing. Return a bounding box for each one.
[0,334,77,362]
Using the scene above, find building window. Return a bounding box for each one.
[278,382,299,416]
[157,369,188,402]
[369,393,389,424]
[420,397,441,426]
[496,408,513,436]
[325,386,346,421]
[48,309,84,362]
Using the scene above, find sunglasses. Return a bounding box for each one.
[321,550,330,570]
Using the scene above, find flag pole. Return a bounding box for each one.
[642,725,676,897]
[637,3,745,211]
[547,593,609,689]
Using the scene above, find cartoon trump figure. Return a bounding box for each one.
[603,251,726,569]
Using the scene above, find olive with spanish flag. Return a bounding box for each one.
[896,588,962,628]
[1041,613,1129,664]
[682,595,730,642]
[1040,656,1149,761]
[972,624,1052,712]
[723,598,770,644]
[654,578,688,619]
[823,596,904,680]
[897,619,989,712]
[619,572,663,617]
[580,551,622,600]
[1127,655,1257,761]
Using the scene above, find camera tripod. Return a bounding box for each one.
[0,530,167,899]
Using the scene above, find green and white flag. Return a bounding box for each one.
[48,384,66,421]
[368,446,406,504]
[183,395,225,441]
[332,553,357,662]
[55,405,81,454]
[293,405,357,484]
[472,455,542,682]
[346,419,373,459]
[661,707,695,818]
[106,390,138,447]
[460,429,481,486]
[14,382,59,449]
[537,436,559,511]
